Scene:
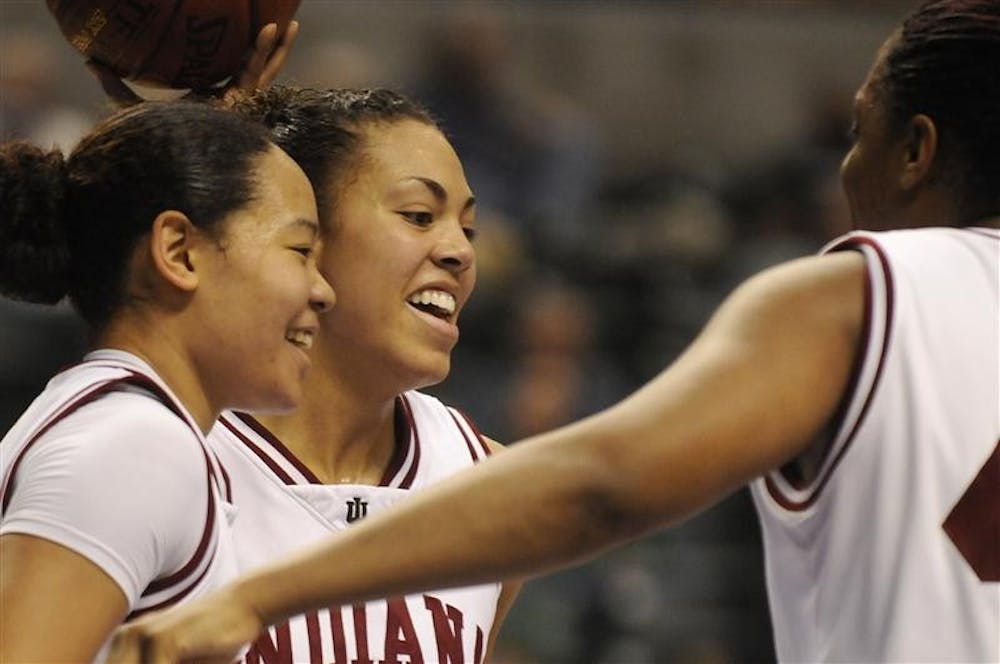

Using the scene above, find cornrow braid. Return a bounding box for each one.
[881,0,1000,221]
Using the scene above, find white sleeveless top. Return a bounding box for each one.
[210,390,503,664]
[751,227,1000,662]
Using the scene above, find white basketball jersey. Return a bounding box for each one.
[0,350,238,659]
[210,390,503,664]
[751,227,1000,662]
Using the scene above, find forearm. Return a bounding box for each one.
[232,333,801,626]
[236,254,867,629]
[106,254,868,663]
[237,415,640,627]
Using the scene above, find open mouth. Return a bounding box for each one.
[285,329,314,350]
[407,289,456,321]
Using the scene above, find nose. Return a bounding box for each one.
[433,223,475,274]
[309,262,336,313]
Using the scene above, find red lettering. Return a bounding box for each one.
[473,626,484,664]
[304,611,323,664]
[944,439,1000,581]
[295,607,352,664]
[423,595,464,664]
[352,604,375,664]
[329,606,348,663]
[246,623,292,664]
[384,597,424,664]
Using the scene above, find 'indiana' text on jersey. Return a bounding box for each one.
[211,393,503,664]
[246,594,488,664]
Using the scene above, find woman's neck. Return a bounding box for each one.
[96,316,218,434]
[256,371,402,485]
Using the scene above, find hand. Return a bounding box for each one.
[105,587,262,664]
[223,20,300,105]
[86,20,299,107]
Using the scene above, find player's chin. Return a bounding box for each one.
[244,380,303,416]
[407,353,452,390]
[241,359,311,414]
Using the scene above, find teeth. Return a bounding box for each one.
[286,330,313,350]
[407,289,456,315]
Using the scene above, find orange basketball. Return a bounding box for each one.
[47,0,301,89]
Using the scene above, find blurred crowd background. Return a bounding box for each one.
[1,1,914,661]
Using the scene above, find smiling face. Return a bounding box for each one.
[192,144,335,415]
[316,119,477,395]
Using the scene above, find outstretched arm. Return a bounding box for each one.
[479,436,525,663]
[109,251,868,662]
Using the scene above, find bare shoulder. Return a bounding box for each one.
[730,251,867,316]
[608,250,871,495]
[709,251,868,351]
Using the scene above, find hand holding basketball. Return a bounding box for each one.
[232,19,300,95]
[48,1,301,96]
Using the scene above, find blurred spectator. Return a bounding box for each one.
[722,79,857,286]
[723,159,823,283]
[500,277,630,440]
[1,31,94,149]
[410,4,605,267]
[436,276,630,443]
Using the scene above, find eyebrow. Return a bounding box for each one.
[408,177,476,213]
[287,217,320,238]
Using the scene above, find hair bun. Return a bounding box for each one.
[0,142,73,304]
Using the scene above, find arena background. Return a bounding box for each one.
[1,2,911,661]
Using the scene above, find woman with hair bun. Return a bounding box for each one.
[113,2,999,662]
[0,100,335,662]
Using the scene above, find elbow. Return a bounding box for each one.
[559,450,661,559]
[576,486,650,547]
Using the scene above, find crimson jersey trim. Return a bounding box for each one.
[227,412,322,485]
[764,236,896,510]
[394,394,422,489]
[1,366,221,615]
[220,396,426,489]
[447,407,492,462]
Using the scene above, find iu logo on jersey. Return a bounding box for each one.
[346,496,368,523]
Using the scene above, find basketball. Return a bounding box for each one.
[47,0,301,90]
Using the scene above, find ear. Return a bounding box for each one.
[149,210,201,292]
[899,113,938,191]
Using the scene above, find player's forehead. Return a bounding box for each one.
[362,120,447,160]
[225,145,318,239]
[852,49,891,122]
[858,33,899,108]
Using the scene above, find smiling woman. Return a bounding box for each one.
[0,100,333,662]
[110,3,1000,662]
[163,86,519,664]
